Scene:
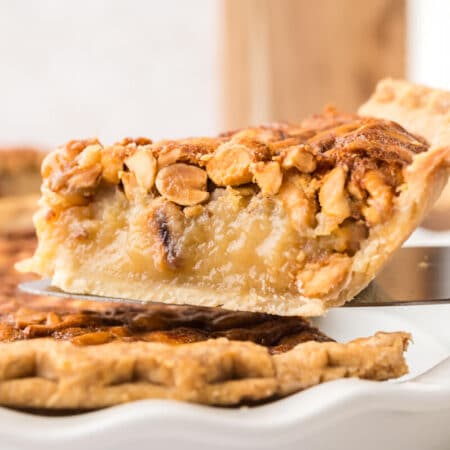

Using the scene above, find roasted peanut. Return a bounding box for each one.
[125,148,157,192]
[252,161,283,195]
[155,163,209,206]
[206,143,254,186]
[281,145,317,173]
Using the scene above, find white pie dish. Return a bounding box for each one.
[1,229,450,450]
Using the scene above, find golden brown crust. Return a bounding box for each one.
[0,332,409,409]
[359,78,450,151]
[359,78,450,231]
[321,78,450,310]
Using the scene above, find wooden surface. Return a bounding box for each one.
[221,0,406,129]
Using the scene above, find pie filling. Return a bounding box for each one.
[1,302,333,353]
[19,109,428,314]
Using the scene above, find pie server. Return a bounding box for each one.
[19,246,450,308]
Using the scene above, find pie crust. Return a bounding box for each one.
[1,234,409,409]
[18,80,450,316]
[359,78,450,231]
[0,332,409,409]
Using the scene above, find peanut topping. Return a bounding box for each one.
[42,145,102,199]
[101,146,127,184]
[124,148,157,192]
[281,145,317,173]
[252,161,283,195]
[278,174,317,230]
[66,164,102,192]
[157,148,182,168]
[155,163,209,206]
[119,171,139,202]
[41,151,62,179]
[297,253,351,297]
[76,144,102,168]
[331,220,368,254]
[319,167,351,222]
[362,170,393,226]
[206,143,254,186]
[183,205,204,218]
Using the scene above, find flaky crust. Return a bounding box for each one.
[0,332,409,409]
[359,78,450,232]
[359,78,450,151]
[336,79,450,309]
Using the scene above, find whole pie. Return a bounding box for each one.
[0,234,409,409]
[18,79,450,316]
[0,147,46,235]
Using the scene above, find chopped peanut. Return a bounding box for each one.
[125,148,157,192]
[319,167,351,222]
[278,174,317,230]
[281,145,317,173]
[252,161,283,195]
[297,254,351,297]
[362,170,393,225]
[119,171,139,202]
[157,148,182,168]
[156,163,209,206]
[206,143,254,186]
[76,144,102,168]
[101,146,127,184]
[41,151,62,179]
[183,204,204,218]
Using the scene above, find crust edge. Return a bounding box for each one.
[0,332,409,409]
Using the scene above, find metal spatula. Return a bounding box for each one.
[19,247,450,308]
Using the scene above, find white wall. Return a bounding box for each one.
[407,0,450,90]
[0,0,220,148]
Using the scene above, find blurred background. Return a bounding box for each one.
[0,0,448,227]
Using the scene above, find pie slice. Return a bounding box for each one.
[18,79,450,316]
[1,234,409,409]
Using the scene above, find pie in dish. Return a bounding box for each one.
[18,79,450,316]
[0,147,46,235]
[0,234,409,409]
